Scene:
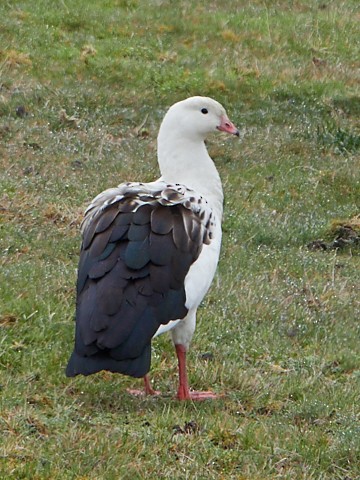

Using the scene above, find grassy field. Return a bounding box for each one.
[1,0,359,478]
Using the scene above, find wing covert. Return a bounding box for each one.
[66,182,216,378]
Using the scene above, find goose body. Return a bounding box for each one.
[66,96,238,400]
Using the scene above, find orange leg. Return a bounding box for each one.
[143,374,160,395]
[175,344,221,401]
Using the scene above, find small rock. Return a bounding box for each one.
[16,105,27,117]
[307,240,327,251]
[200,351,214,361]
[172,420,199,435]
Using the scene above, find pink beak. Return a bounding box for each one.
[217,115,240,136]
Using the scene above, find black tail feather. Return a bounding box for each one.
[65,343,151,379]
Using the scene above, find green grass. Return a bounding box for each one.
[1,1,359,478]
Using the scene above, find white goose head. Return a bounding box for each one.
[158,96,239,142]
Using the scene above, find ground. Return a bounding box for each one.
[0,1,359,478]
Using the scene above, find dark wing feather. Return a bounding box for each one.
[66,186,213,379]
[149,231,175,266]
[149,264,173,293]
[108,224,129,243]
[125,237,151,269]
[94,205,121,234]
[128,223,150,241]
[88,243,119,279]
[151,206,174,234]
[133,203,153,225]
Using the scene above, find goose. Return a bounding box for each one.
[66,96,239,400]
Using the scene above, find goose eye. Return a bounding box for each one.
[201,108,208,114]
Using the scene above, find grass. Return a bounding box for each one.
[1,0,359,478]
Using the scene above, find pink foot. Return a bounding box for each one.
[126,374,161,397]
[177,385,223,401]
[126,388,161,397]
[186,390,223,401]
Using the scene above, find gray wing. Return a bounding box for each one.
[66,182,214,378]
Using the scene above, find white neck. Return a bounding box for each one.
[157,132,224,218]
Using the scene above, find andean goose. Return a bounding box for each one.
[66,96,239,400]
